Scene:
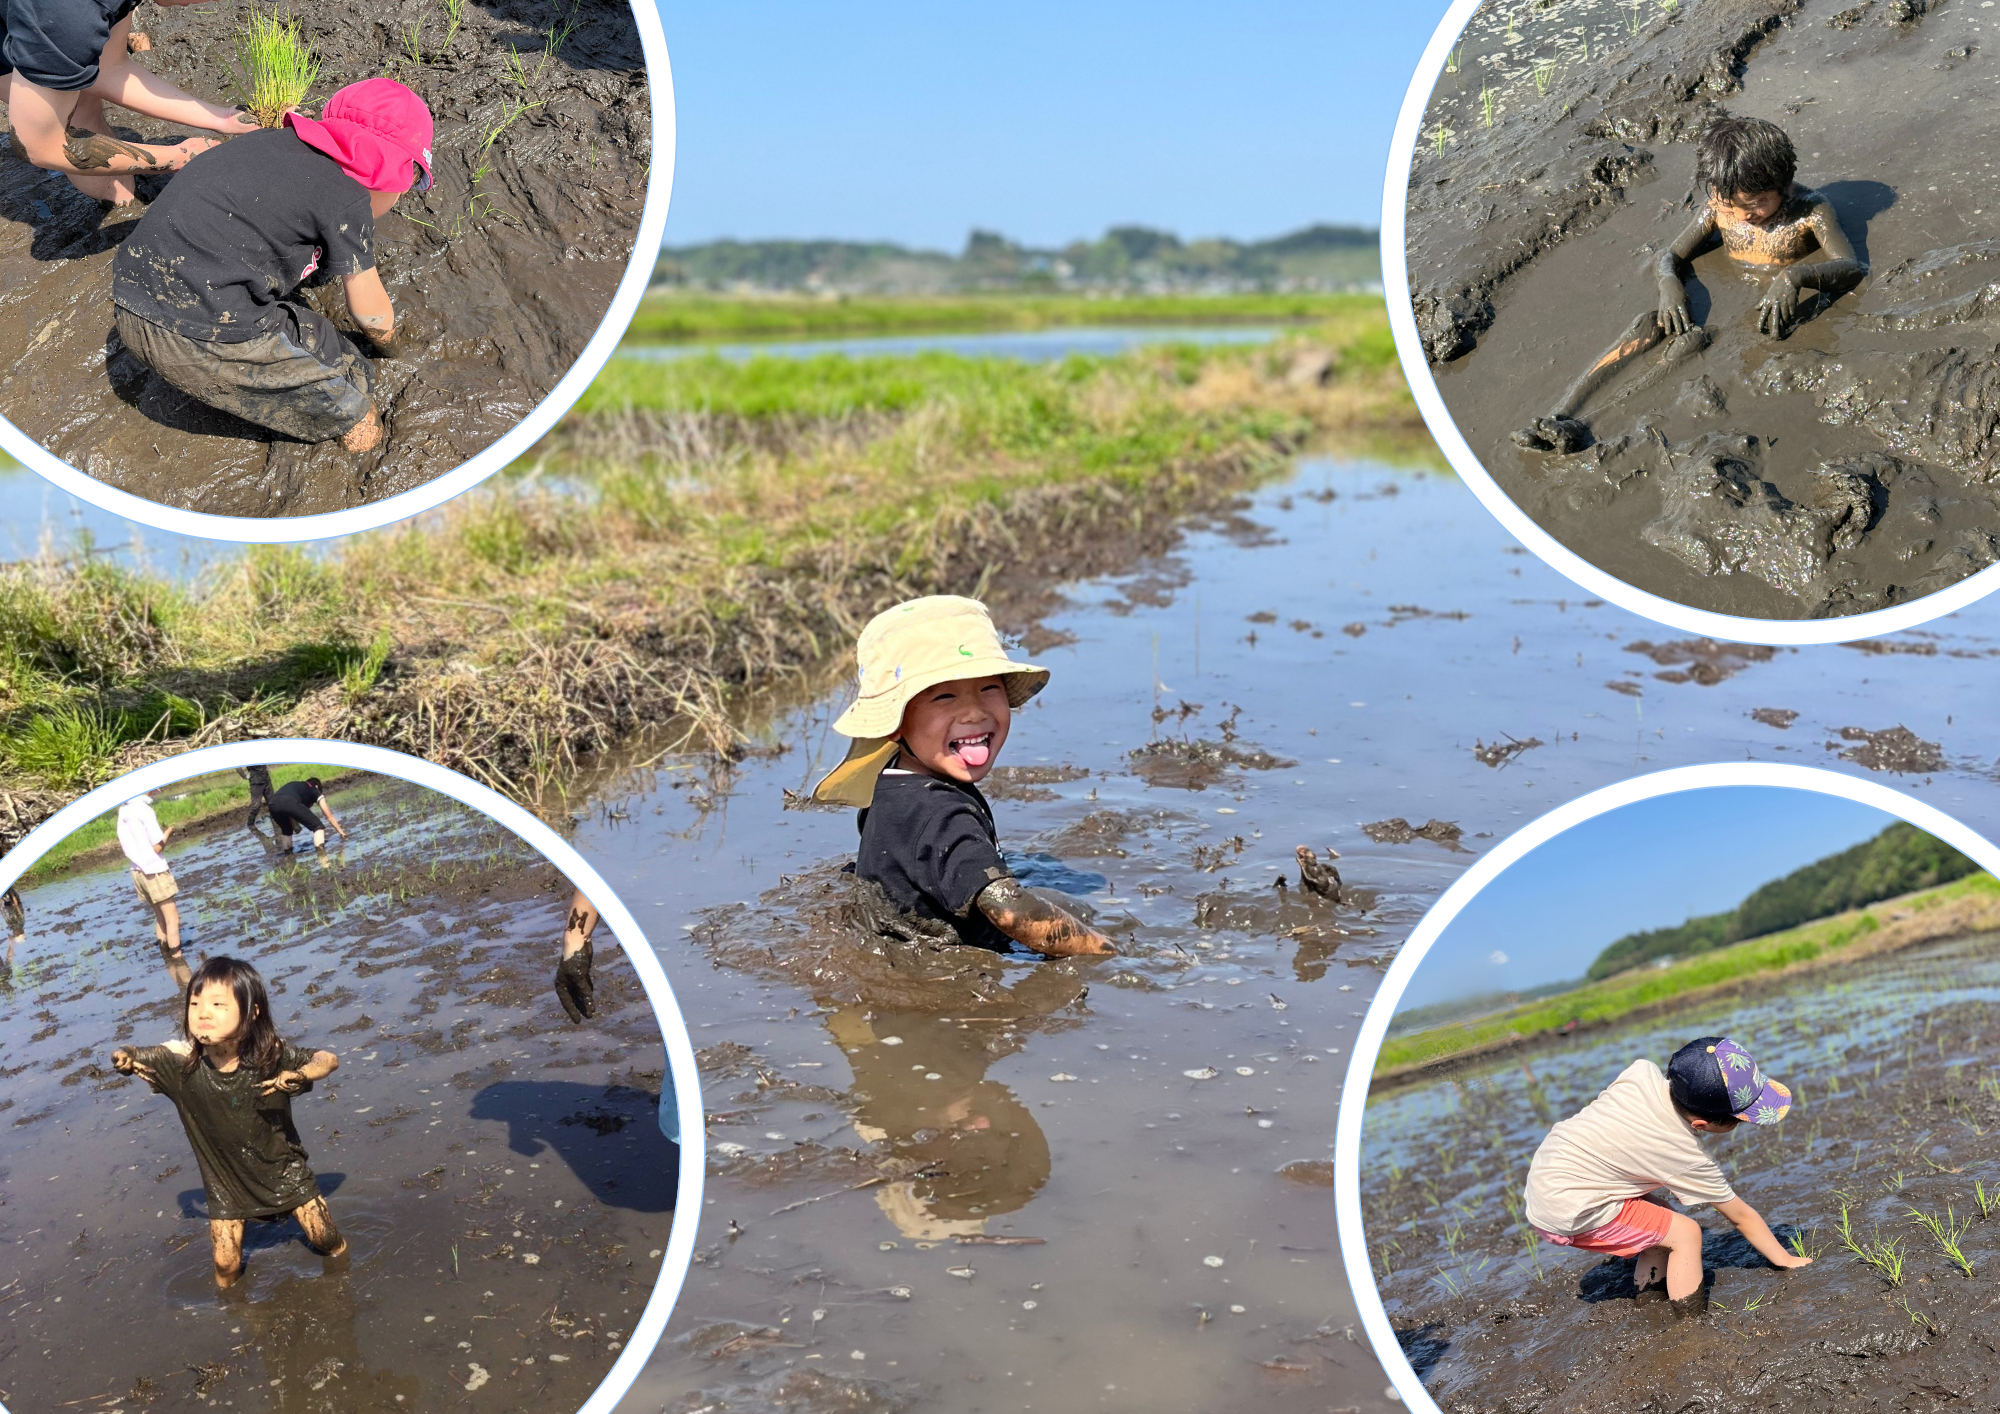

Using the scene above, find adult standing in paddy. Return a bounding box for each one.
[0,0,257,212]
[111,78,435,454]
[118,790,188,985]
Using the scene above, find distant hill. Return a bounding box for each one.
[1586,823,1979,981]
[652,223,1380,295]
[1387,978,1585,1038]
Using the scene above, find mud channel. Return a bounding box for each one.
[525,454,2000,1414]
[0,773,676,1413]
[0,0,648,518]
[1409,0,2000,618]
[1364,933,2000,1412]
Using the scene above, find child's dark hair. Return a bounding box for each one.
[180,956,283,1074]
[1697,115,1796,201]
[304,777,322,793]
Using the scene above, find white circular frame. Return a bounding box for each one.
[1333,762,2000,1412]
[0,739,704,1414]
[0,4,677,544]
[1381,0,2000,645]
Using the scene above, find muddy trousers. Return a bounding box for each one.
[246,779,272,827]
[112,302,375,444]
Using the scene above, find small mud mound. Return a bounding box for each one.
[1626,637,1777,685]
[1752,707,1800,729]
[663,1366,916,1414]
[980,763,1092,802]
[1363,817,1466,850]
[0,0,647,517]
[1829,724,1944,773]
[1127,736,1297,791]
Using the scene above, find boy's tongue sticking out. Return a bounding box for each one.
[899,674,1012,784]
[951,733,993,769]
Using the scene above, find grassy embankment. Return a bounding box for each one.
[23,764,345,877]
[0,302,1426,839]
[1374,871,2000,1083]
[625,290,1378,342]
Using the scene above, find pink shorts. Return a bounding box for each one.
[1536,1196,1675,1258]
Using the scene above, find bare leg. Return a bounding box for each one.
[63,94,136,205]
[210,1219,246,1288]
[294,1194,348,1259]
[1662,1211,1706,1301]
[149,897,189,986]
[1633,1242,1670,1300]
[1512,311,1708,453]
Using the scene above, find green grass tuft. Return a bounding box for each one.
[231,10,321,128]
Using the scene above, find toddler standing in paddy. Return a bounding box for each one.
[113,956,345,1288]
[1523,1035,1810,1316]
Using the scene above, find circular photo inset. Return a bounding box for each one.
[0,744,696,1412]
[1392,0,2000,634]
[0,0,669,531]
[1337,765,2000,1412]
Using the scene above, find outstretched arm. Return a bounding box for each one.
[260,1048,338,1095]
[974,877,1115,957]
[317,799,347,838]
[1714,1195,1813,1269]
[7,73,220,176]
[555,890,599,1023]
[1654,209,1717,337]
[1758,195,1865,336]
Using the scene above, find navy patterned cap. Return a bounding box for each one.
[1668,1035,1792,1126]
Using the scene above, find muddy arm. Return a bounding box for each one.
[974,877,1115,958]
[1758,197,1865,337]
[554,889,599,1023]
[1654,210,1716,337]
[262,1048,338,1095]
[89,33,259,136]
[340,268,398,355]
[1713,1196,1812,1269]
[7,77,217,176]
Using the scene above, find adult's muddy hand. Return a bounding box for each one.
[1757,272,1804,338]
[555,940,595,1023]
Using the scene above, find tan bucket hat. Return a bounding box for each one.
[812,595,1048,807]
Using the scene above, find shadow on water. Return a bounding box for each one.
[470,1080,679,1214]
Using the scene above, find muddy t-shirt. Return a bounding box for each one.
[269,780,323,816]
[1522,1058,1736,1236]
[856,768,1012,951]
[128,1040,324,1220]
[112,128,376,344]
[0,0,140,90]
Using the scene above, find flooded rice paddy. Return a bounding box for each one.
[555,454,2000,1414]
[0,775,675,1414]
[617,326,1283,365]
[1364,932,2000,1412]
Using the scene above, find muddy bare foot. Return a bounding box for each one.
[339,407,382,454]
[127,30,151,52]
[1511,416,1588,454]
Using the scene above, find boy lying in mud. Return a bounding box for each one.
[112,956,346,1288]
[111,78,435,454]
[1,0,257,211]
[1515,116,1863,454]
[1523,1035,1809,1316]
[813,595,1115,957]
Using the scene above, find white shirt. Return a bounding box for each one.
[1522,1058,1737,1236]
[116,797,168,874]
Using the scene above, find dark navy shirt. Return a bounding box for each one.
[856,767,1012,950]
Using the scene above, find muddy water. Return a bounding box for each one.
[0,775,675,1413]
[0,0,648,519]
[528,454,2000,1414]
[1363,932,2000,1412]
[1410,0,2000,618]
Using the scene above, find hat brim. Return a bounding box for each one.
[831,658,1049,739]
[1732,1076,1791,1126]
[810,736,900,808]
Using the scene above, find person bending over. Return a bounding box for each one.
[813,595,1114,958]
[1515,116,1864,454]
[267,776,347,850]
[111,78,434,454]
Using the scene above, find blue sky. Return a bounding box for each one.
[654,2,1443,250]
[1395,788,1903,1013]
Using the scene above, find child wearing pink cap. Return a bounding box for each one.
[109,78,434,454]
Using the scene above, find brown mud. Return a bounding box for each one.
[1408,0,2000,617]
[0,774,675,1412]
[0,0,647,517]
[1363,933,2000,1414]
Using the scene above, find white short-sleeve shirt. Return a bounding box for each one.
[116,797,168,875]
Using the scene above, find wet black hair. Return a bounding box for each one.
[180,955,283,1075]
[1696,115,1796,201]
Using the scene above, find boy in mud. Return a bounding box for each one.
[112,955,346,1288]
[813,595,1115,957]
[1523,1035,1810,1317]
[0,0,258,213]
[1515,115,1864,453]
[111,77,435,455]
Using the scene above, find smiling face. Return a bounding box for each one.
[1713,187,1786,226]
[187,979,250,1051]
[897,675,1012,784]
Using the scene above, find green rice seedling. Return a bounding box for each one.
[1431,1266,1468,1298]
[1625,2,1644,34]
[1899,1297,1937,1333]
[1908,1205,1975,1277]
[1658,0,1679,12]
[1446,43,1463,73]
[1481,83,1495,127]
[541,0,581,69]
[230,11,321,128]
[1429,124,1452,157]
[1533,61,1556,96]
[1862,1235,1908,1287]
[1787,1227,1824,1260]
[1505,9,1517,38]
[402,19,423,65]
[1977,1180,2000,1219]
[441,0,465,51]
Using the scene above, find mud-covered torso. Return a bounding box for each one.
[112,128,376,344]
[855,769,1013,951]
[1711,190,1825,266]
[130,1039,322,1219]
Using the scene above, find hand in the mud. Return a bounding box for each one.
[1756,272,1803,338]
[555,941,595,1023]
[1770,1251,1813,1271]
[1510,416,1588,455]
[213,108,260,136]
[1657,283,1695,339]
[260,1068,308,1095]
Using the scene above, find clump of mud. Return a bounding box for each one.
[1828,723,1944,772]
[1627,637,1777,685]
[1407,0,2000,617]
[1363,817,1467,850]
[0,0,647,517]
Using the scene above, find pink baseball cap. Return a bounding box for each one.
[286,78,434,194]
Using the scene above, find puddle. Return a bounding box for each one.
[618,326,1284,364]
[1409,0,2000,617]
[1363,932,2000,1412]
[534,454,2000,1412]
[0,776,674,1412]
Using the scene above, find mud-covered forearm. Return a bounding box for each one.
[301,1049,339,1081]
[63,127,166,172]
[974,877,1114,957]
[1790,256,1865,292]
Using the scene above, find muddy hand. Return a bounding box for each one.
[1771,1251,1813,1270]
[555,941,595,1023]
[1657,289,1694,339]
[1757,273,1802,338]
[259,1069,307,1095]
[216,108,260,136]
[171,136,224,167]
[112,1047,137,1073]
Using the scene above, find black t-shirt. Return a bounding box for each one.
[0,0,140,91]
[855,768,1013,951]
[270,780,322,815]
[113,128,376,344]
[128,1040,323,1220]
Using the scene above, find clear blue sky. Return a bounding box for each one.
[1396,788,1903,1013]
[654,2,1443,250]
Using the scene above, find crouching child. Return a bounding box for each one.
[110,78,434,454]
[1522,1035,1810,1316]
[813,594,1114,958]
